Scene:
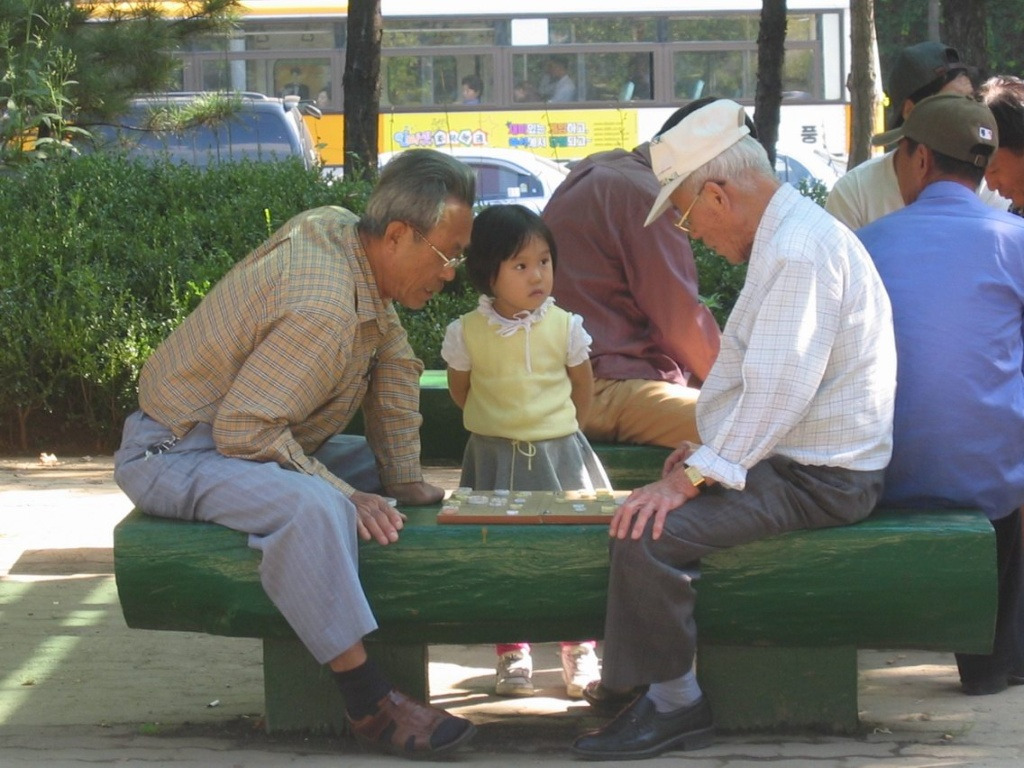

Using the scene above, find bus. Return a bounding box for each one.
[109,1,855,167]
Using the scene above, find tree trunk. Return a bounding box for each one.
[942,1,988,78]
[848,0,880,169]
[754,0,786,165]
[343,0,382,178]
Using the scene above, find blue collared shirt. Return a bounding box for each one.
[858,181,1024,519]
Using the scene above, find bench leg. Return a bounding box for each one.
[262,638,347,734]
[697,645,858,733]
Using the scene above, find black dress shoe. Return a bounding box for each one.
[961,676,1009,696]
[572,695,714,760]
[581,681,647,716]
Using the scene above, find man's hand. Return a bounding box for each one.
[385,480,445,506]
[610,465,701,541]
[350,491,406,545]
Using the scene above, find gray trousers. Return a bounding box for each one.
[114,410,383,664]
[601,454,884,690]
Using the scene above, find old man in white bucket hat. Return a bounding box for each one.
[572,99,898,760]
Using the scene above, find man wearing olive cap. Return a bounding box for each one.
[572,99,897,760]
[826,41,1006,229]
[858,93,1024,697]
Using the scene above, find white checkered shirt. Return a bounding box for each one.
[688,184,896,490]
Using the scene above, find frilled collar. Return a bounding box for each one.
[476,294,554,336]
[475,295,555,373]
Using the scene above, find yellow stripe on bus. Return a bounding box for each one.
[84,1,348,19]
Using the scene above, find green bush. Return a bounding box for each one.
[0,155,371,452]
[395,274,478,369]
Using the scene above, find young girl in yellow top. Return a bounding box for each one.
[442,204,609,699]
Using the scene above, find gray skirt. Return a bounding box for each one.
[460,431,612,492]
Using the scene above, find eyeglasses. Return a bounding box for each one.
[673,187,708,234]
[409,224,466,270]
[672,180,724,233]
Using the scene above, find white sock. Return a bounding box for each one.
[646,669,703,713]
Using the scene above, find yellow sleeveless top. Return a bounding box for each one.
[462,305,578,441]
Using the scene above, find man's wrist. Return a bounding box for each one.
[683,464,705,489]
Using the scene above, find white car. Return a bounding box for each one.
[774,142,844,191]
[378,147,569,212]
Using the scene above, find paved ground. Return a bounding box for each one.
[2,454,1023,766]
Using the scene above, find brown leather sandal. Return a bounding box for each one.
[348,689,476,757]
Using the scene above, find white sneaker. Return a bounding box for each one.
[562,643,601,699]
[495,649,534,696]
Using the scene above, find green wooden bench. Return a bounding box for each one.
[112,370,999,735]
[114,506,996,734]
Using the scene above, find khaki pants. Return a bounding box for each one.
[583,378,700,450]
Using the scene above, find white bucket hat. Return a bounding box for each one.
[645,99,750,227]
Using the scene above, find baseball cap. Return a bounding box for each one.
[645,99,750,227]
[887,42,967,121]
[871,93,997,167]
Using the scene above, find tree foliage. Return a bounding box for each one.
[874,0,1023,80]
[941,1,988,75]
[1,0,239,166]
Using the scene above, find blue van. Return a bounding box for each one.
[85,92,321,170]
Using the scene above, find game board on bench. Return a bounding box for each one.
[436,488,629,525]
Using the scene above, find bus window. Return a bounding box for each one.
[192,58,330,102]
[452,56,495,106]
[626,53,653,101]
[383,17,499,47]
[512,51,651,104]
[667,15,760,42]
[548,16,658,43]
[513,53,579,103]
[579,52,654,102]
[786,15,816,41]
[384,55,458,107]
[200,59,231,91]
[242,21,340,51]
[673,50,754,101]
[783,48,817,100]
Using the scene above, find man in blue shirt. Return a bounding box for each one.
[858,93,1024,696]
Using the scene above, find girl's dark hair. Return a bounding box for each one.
[465,204,558,295]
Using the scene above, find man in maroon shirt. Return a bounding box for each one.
[543,105,725,449]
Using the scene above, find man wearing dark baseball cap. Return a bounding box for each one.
[859,93,1024,698]
[885,41,968,130]
[824,40,1006,230]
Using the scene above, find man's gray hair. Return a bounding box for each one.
[360,150,476,237]
[679,135,775,196]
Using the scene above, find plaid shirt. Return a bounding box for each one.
[138,206,425,497]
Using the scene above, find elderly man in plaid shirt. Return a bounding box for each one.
[114,150,478,759]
